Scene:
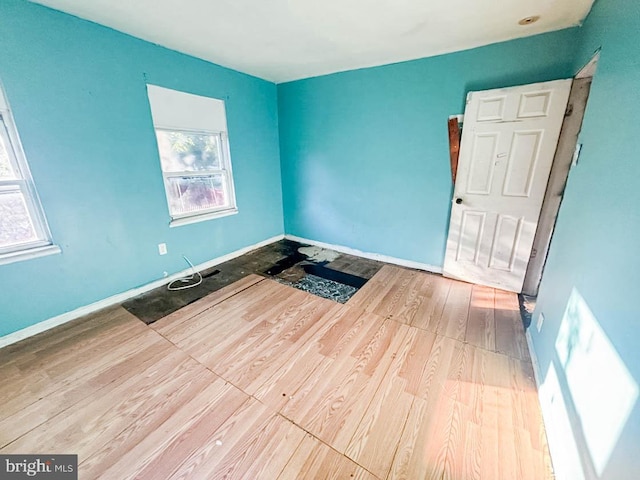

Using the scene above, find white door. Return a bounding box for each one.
[443,79,572,292]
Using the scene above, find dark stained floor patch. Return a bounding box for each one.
[123,239,382,325]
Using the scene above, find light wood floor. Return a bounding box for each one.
[0,265,553,479]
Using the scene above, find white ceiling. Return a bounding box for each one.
[30,0,594,83]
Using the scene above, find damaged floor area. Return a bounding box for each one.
[0,264,552,479]
[123,239,383,324]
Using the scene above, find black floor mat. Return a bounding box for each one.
[302,263,368,289]
[287,274,357,303]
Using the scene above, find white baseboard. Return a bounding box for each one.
[285,234,443,274]
[0,234,284,349]
[1,232,440,349]
[525,329,542,389]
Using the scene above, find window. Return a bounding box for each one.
[147,85,237,227]
[0,84,58,265]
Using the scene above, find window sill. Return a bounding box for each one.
[169,208,238,228]
[0,244,62,266]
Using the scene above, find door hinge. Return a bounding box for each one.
[565,103,574,116]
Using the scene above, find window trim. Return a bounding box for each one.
[154,126,238,226]
[0,103,58,263]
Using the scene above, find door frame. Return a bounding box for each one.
[521,52,599,295]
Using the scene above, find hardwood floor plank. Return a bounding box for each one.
[0,305,130,366]
[237,302,344,397]
[252,305,363,411]
[0,326,160,421]
[279,434,377,480]
[0,307,139,387]
[436,280,472,341]
[412,333,467,401]
[0,313,161,425]
[345,328,418,478]
[1,350,204,458]
[494,289,529,360]
[159,279,295,346]
[198,293,329,383]
[445,346,502,480]
[282,318,408,452]
[0,334,171,447]
[398,328,438,397]
[411,275,452,332]
[368,268,420,320]
[151,274,264,333]
[388,388,456,480]
[83,378,248,480]
[346,264,400,311]
[465,284,496,351]
[166,398,302,480]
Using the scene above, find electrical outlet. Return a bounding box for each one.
[536,312,545,333]
[158,243,167,255]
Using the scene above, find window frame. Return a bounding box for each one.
[154,126,238,226]
[146,85,238,228]
[0,96,59,265]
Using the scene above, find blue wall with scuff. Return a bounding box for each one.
[0,0,283,336]
[531,0,640,477]
[2,1,638,475]
[277,29,580,266]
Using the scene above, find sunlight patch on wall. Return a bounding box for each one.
[539,362,586,480]
[555,288,639,475]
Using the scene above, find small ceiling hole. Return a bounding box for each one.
[519,16,540,26]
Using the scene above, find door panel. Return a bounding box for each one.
[467,134,498,194]
[488,215,523,271]
[517,90,553,118]
[443,79,572,292]
[456,211,486,264]
[477,96,507,121]
[503,130,542,197]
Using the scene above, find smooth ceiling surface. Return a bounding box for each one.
[30,0,594,82]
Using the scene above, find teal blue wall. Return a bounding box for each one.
[278,20,640,476]
[0,0,283,336]
[277,30,580,266]
[2,0,638,475]
[531,0,640,477]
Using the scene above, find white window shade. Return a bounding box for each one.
[147,84,228,133]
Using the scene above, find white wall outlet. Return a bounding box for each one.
[158,243,167,255]
[536,312,545,333]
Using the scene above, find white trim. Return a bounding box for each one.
[525,329,542,389]
[284,234,443,274]
[0,102,55,249]
[169,207,238,228]
[575,49,600,79]
[0,244,61,266]
[448,114,464,123]
[0,234,284,349]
